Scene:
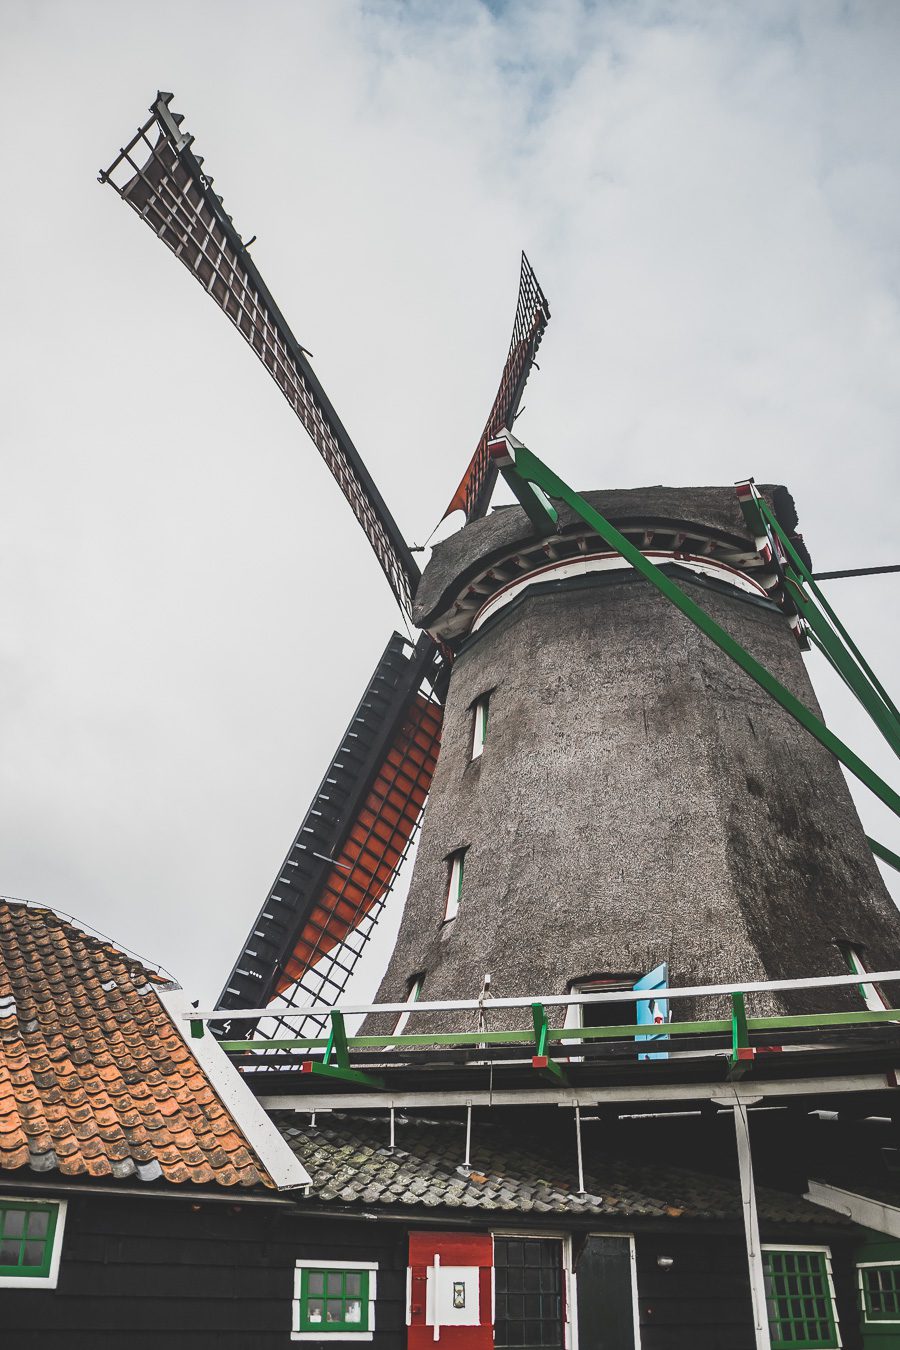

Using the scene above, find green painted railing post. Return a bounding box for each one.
[531,1001,568,1083]
[324,1009,350,1067]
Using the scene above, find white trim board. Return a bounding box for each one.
[259,1069,899,1113]
[805,1179,900,1239]
[157,985,311,1190]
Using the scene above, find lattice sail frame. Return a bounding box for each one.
[100,93,419,616]
[444,252,551,522]
[264,694,442,1041]
[216,633,444,1043]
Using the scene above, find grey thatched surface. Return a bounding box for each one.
[415,483,791,628]
[370,486,900,1033]
[280,1113,841,1225]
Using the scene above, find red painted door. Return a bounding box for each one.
[408,1231,493,1348]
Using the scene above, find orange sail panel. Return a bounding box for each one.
[444,253,550,522]
[275,695,443,992]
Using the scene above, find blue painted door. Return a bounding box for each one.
[634,962,669,1060]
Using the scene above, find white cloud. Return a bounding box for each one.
[0,0,897,1002]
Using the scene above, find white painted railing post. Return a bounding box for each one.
[730,1096,772,1350]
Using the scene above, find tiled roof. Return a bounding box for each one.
[282,1114,839,1225]
[0,900,273,1188]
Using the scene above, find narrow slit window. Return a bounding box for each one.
[471,694,490,760]
[392,976,423,1037]
[444,850,465,922]
[840,943,889,1012]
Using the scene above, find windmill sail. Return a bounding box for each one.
[443,252,550,522]
[100,93,419,616]
[216,632,443,1041]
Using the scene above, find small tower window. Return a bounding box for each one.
[444,850,466,922]
[839,943,890,1012]
[392,976,423,1037]
[471,693,490,760]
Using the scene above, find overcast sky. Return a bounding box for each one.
[1,0,898,1006]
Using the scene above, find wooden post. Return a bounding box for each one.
[730,1097,771,1350]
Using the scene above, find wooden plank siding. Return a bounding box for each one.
[634,1233,864,1350]
[1,1195,408,1348]
[1,1191,869,1350]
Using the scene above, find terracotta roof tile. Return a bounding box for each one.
[0,900,272,1189]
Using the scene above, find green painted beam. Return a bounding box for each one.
[300,1060,385,1089]
[220,1019,735,1053]
[220,1008,900,1058]
[756,494,900,733]
[867,836,900,875]
[499,445,900,819]
[746,1008,899,1031]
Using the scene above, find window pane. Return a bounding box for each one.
[307,1271,325,1296]
[862,1264,900,1321]
[495,1239,564,1349]
[26,1211,49,1238]
[325,1300,344,1323]
[306,1299,324,1323]
[0,1239,20,1265]
[23,1242,45,1267]
[345,1272,362,1296]
[346,1299,363,1324]
[326,1272,342,1295]
[3,1210,25,1239]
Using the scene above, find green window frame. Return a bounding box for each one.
[0,1198,65,1287]
[762,1247,839,1349]
[860,1262,900,1323]
[293,1261,376,1339]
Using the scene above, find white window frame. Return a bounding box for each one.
[444,850,465,923]
[0,1196,67,1290]
[291,1258,378,1342]
[761,1244,841,1349]
[392,977,423,1037]
[471,694,490,760]
[858,1259,900,1325]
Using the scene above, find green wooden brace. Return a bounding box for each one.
[531,1001,568,1084]
[498,446,900,819]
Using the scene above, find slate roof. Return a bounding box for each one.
[282,1114,837,1225]
[0,900,273,1187]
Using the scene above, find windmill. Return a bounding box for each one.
[99,93,550,1040]
[100,93,900,1059]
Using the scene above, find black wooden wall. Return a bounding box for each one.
[0,1194,407,1349]
[0,1191,865,1350]
[633,1232,863,1350]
